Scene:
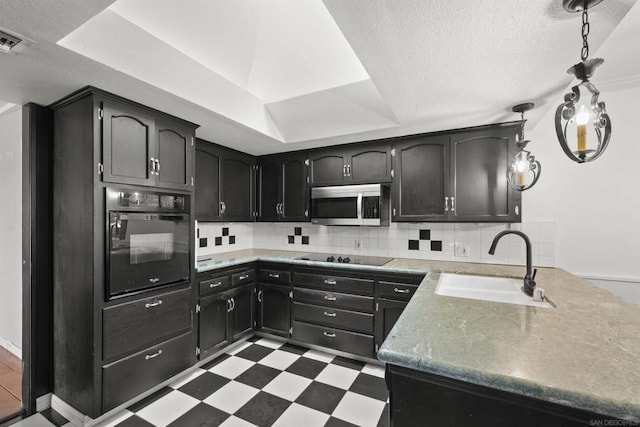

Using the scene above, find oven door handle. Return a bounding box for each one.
[357,193,363,222]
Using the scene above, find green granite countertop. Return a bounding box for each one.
[196,250,640,421]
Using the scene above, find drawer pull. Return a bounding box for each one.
[268,273,280,278]
[144,349,163,360]
[323,332,336,338]
[144,300,163,309]
[393,288,411,294]
[323,279,337,285]
[209,281,223,288]
[323,295,337,301]
[149,277,160,284]
[323,311,336,317]
[239,274,250,280]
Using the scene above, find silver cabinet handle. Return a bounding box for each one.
[150,157,156,175]
[220,201,226,214]
[444,196,449,212]
[323,279,337,285]
[239,274,250,280]
[275,203,279,214]
[227,298,232,312]
[268,273,280,278]
[149,277,160,283]
[323,311,336,317]
[144,300,163,308]
[145,349,163,360]
[347,164,351,176]
[155,159,160,174]
[324,295,337,301]
[451,196,455,212]
[231,297,235,311]
[323,332,336,338]
[343,165,347,177]
[257,290,263,302]
[394,288,410,294]
[209,281,223,288]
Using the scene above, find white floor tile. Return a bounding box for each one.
[302,348,335,363]
[315,364,359,390]
[258,349,298,370]
[227,340,253,355]
[136,390,199,427]
[94,410,134,427]
[361,363,386,378]
[272,403,329,427]
[203,381,259,414]
[168,367,206,389]
[254,337,283,349]
[208,355,255,379]
[332,391,386,427]
[7,414,55,427]
[262,371,312,401]
[219,415,259,427]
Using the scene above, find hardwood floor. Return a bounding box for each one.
[0,345,22,421]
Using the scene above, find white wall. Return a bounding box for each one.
[524,83,640,304]
[0,106,22,357]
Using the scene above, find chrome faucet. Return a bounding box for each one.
[488,230,537,296]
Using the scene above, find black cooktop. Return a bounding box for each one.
[296,253,392,266]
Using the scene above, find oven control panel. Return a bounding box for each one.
[106,188,188,212]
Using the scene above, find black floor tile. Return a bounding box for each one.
[200,353,231,370]
[377,403,390,427]
[235,363,281,389]
[235,391,292,427]
[178,372,230,400]
[295,381,346,414]
[236,343,275,362]
[325,417,359,427]
[349,373,389,402]
[39,408,68,427]
[114,415,156,427]
[285,357,327,379]
[167,403,230,427]
[126,386,172,412]
[279,343,308,355]
[332,356,365,371]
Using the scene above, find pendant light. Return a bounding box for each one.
[508,103,541,192]
[555,0,611,163]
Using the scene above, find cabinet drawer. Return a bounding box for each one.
[293,272,374,295]
[294,287,374,312]
[102,331,193,411]
[199,275,230,296]
[258,269,291,285]
[378,281,419,301]
[293,302,373,334]
[103,288,191,361]
[232,269,255,286]
[292,321,374,358]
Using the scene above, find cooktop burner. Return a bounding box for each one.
[296,253,392,266]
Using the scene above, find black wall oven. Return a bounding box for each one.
[106,187,190,299]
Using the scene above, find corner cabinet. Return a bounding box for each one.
[195,139,257,222]
[257,153,309,222]
[101,99,195,190]
[308,144,392,186]
[257,265,292,337]
[392,123,521,222]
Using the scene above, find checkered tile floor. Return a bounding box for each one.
[12,337,389,427]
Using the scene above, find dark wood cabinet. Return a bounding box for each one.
[102,99,195,190]
[258,283,291,337]
[257,153,308,222]
[195,139,256,222]
[229,285,256,341]
[375,298,408,348]
[308,145,392,186]
[199,292,231,359]
[392,124,521,222]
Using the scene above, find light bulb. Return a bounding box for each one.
[516,159,528,173]
[576,105,590,125]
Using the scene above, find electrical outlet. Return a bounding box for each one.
[455,244,469,257]
[355,239,362,250]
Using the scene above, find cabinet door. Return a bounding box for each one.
[450,127,521,222]
[308,151,347,186]
[393,135,449,221]
[221,152,255,221]
[199,293,230,359]
[195,141,221,221]
[156,118,194,190]
[348,146,392,184]
[374,298,408,350]
[229,285,256,341]
[102,100,155,186]
[258,283,291,337]
[281,156,308,221]
[257,157,281,222]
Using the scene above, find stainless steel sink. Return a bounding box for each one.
[435,273,552,308]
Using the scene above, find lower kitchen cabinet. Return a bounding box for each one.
[199,292,231,358]
[229,285,256,341]
[257,283,292,338]
[375,299,408,347]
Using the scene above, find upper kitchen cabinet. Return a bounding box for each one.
[101,97,196,190]
[195,139,257,222]
[257,153,308,222]
[392,123,521,223]
[393,135,449,221]
[308,144,392,186]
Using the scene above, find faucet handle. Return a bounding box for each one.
[532,268,538,280]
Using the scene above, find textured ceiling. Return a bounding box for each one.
[0,0,638,155]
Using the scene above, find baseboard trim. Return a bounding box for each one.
[35,393,51,412]
[0,337,22,359]
[51,395,92,427]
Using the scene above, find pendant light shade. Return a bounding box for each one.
[508,103,541,192]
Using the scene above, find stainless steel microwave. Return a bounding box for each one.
[311,184,390,226]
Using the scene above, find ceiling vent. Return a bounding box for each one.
[0,27,33,54]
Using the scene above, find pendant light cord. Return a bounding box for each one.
[581,4,590,61]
